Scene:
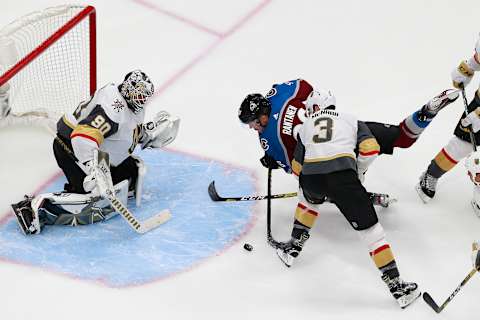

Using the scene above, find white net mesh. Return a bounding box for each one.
[0,5,95,127]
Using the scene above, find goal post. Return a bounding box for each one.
[0,5,96,129]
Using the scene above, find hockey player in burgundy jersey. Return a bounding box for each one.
[11,70,180,235]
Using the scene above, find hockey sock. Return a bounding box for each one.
[393,111,430,149]
[428,148,458,179]
[359,223,400,279]
[370,244,400,279]
[293,202,318,232]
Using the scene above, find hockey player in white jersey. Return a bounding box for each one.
[276,90,420,308]
[417,35,480,215]
[11,70,180,235]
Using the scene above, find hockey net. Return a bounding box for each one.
[0,5,96,130]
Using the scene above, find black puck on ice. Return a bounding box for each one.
[243,243,253,251]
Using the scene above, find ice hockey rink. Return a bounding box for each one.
[1,0,479,319]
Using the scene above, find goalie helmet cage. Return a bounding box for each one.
[0,5,96,128]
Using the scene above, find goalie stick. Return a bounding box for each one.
[423,267,477,313]
[208,180,396,208]
[46,126,171,234]
[93,150,171,234]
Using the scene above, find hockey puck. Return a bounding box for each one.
[243,243,253,251]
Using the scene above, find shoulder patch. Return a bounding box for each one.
[260,138,269,151]
[112,99,125,113]
[266,88,276,98]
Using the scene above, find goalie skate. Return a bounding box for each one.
[382,274,421,309]
[11,196,41,235]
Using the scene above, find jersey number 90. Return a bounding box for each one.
[90,115,111,135]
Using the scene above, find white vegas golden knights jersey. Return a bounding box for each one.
[57,83,145,166]
[292,108,378,175]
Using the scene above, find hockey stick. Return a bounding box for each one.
[47,126,171,233]
[266,168,282,248]
[422,268,477,313]
[208,180,395,208]
[461,87,477,151]
[208,180,297,201]
[93,150,171,234]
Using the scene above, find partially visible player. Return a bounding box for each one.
[10,70,180,235]
[473,241,480,271]
[0,82,10,118]
[274,91,420,308]
[239,79,459,242]
[417,35,480,214]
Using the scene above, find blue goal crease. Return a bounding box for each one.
[0,149,256,287]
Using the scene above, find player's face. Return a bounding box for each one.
[248,115,269,133]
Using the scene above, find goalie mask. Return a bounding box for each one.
[120,70,154,114]
[465,151,480,186]
[238,93,271,124]
[304,89,336,116]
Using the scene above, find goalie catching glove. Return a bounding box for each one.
[140,111,180,149]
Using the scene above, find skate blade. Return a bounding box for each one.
[400,289,421,309]
[415,184,432,204]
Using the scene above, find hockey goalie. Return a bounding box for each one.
[7,70,180,235]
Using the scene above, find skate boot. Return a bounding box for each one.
[416,171,438,203]
[418,89,460,120]
[382,274,421,309]
[276,232,310,267]
[11,196,41,235]
[369,192,396,208]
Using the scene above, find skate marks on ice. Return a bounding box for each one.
[0,149,256,287]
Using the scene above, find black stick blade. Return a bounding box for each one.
[208,181,223,201]
[423,292,441,313]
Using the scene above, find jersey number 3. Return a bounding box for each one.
[313,117,333,143]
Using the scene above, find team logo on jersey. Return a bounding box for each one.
[265,88,276,98]
[112,99,125,112]
[260,138,269,151]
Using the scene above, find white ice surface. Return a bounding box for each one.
[1,1,480,319]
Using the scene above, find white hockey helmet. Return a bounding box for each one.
[465,151,480,186]
[120,70,154,114]
[304,89,336,116]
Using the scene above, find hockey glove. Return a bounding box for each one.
[451,55,480,89]
[472,242,480,271]
[260,153,280,169]
[140,111,180,149]
[461,108,480,133]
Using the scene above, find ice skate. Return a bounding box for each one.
[276,233,310,267]
[369,192,397,208]
[382,274,421,309]
[416,171,438,203]
[420,89,460,118]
